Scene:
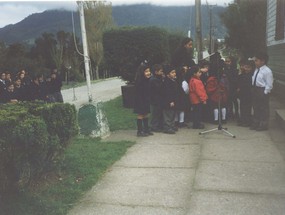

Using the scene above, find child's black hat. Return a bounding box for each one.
[163,65,175,75]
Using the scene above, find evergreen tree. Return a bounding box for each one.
[220,0,267,57]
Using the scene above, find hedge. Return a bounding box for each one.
[0,102,79,193]
[103,26,170,83]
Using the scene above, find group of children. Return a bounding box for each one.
[0,69,63,104]
[133,53,258,137]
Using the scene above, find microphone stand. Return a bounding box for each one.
[199,90,236,138]
[199,56,236,138]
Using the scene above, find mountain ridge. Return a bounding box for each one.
[0,4,226,45]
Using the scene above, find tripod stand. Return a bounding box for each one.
[199,115,236,138]
[199,83,236,138]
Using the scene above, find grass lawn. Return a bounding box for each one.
[1,96,136,215]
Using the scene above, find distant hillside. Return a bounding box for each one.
[0,4,226,45]
[0,10,81,45]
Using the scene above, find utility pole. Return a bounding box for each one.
[78,1,93,102]
[208,3,213,54]
[195,0,203,61]
[207,1,216,54]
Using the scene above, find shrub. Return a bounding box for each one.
[0,102,79,192]
[103,26,170,83]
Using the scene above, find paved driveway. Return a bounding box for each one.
[62,77,126,108]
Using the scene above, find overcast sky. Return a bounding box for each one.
[0,0,233,28]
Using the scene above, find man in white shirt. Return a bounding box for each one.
[250,52,273,131]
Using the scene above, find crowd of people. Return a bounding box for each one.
[133,37,274,137]
[0,69,63,104]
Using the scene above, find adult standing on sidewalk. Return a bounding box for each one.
[251,52,273,131]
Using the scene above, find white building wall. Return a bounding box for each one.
[267,0,285,46]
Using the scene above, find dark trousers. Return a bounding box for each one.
[150,104,163,130]
[252,87,269,127]
[192,103,202,127]
[163,109,176,131]
[239,96,252,124]
[227,93,239,117]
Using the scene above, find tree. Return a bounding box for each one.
[82,1,115,80]
[220,0,267,58]
[103,27,170,83]
[30,32,57,68]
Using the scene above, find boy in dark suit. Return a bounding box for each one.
[150,64,164,132]
[162,65,179,134]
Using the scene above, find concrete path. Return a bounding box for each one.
[61,78,126,108]
[67,92,285,215]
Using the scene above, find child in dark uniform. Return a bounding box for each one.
[150,64,164,132]
[162,65,179,134]
[133,63,153,137]
[237,59,255,126]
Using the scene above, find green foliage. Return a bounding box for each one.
[103,96,136,131]
[84,1,115,80]
[29,102,79,147]
[103,26,170,83]
[0,95,137,215]
[0,102,78,193]
[1,138,136,215]
[12,116,49,186]
[220,0,267,57]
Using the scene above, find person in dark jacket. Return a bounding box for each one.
[149,64,164,132]
[46,71,63,103]
[13,78,25,101]
[162,65,179,134]
[26,76,41,101]
[237,59,255,126]
[133,63,153,137]
[171,37,195,69]
[1,83,18,103]
[224,56,239,120]
[175,66,190,127]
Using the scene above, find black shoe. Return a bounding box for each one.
[145,131,154,135]
[151,128,163,133]
[163,129,176,134]
[178,122,188,128]
[137,131,148,137]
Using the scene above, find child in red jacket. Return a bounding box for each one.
[206,70,229,124]
[189,66,208,129]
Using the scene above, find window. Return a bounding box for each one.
[275,0,285,40]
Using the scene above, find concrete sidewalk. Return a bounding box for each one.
[68,96,285,215]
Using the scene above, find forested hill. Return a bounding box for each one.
[0,4,226,45]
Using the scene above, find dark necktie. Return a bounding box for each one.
[253,68,260,86]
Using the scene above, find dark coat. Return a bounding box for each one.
[26,82,41,101]
[149,75,164,106]
[1,90,17,103]
[162,76,179,110]
[237,72,253,102]
[171,47,195,69]
[133,78,151,114]
[47,77,62,94]
[175,70,189,111]
[224,66,239,96]
[14,86,25,101]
